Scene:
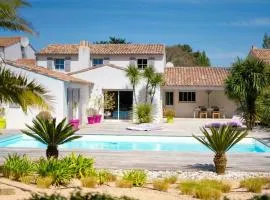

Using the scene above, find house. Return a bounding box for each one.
[163,67,237,118]
[35,40,166,121]
[249,46,270,64]
[0,36,35,61]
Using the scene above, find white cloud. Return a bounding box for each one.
[222,18,270,27]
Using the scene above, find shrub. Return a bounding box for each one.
[3,154,36,181]
[135,104,152,123]
[62,153,94,178]
[164,108,175,118]
[153,179,170,192]
[81,176,98,188]
[0,188,15,195]
[97,170,117,185]
[195,187,222,200]
[36,176,53,188]
[20,175,36,184]
[250,195,270,200]
[116,179,133,188]
[28,192,138,200]
[37,158,73,186]
[123,169,147,187]
[164,175,178,184]
[200,179,231,193]
[240,177,269,193]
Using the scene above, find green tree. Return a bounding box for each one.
[149,73,163,104]
[262,33,270,49]
[95,36,130,44]
[0,0,36,34]
[22,117,81,158]
[142,66,155,103]
[193,126,248,174]
[195,51,211,66]
[125,65,141,104]
[225,58,270,129]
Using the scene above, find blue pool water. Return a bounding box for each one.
[0,134,269,153]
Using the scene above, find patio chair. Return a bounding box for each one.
[199,106,207,118]
[211,106,220,118]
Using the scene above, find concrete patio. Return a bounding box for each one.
[0,118,269,172]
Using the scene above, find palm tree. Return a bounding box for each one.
[0,0,36,34]
[22,117,81,158]
[0,66,51,112]
[143,66,155,103]
[193,126,248,174]
[149,73,164,103]
[225,57,270,129]
[125,65,141,104]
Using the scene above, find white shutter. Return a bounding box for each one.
[148,57,155,67]
[47,57,53,70]
[65,57,71,72]
[129,57,136,66]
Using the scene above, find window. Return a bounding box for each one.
[137,59,148,69]
[21,46,26,58]
[179,91,196,102]
[54,59,65,70]
[165,92,174,105]
[93,58,103,66]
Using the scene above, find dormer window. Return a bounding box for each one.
[93,58,103,66]
[137,59,148,69]
[55,59,65,70]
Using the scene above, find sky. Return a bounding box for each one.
[1,0,270,66]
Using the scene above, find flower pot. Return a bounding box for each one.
[94,115,102,123]
[0,118,6,129]
[166,116,174,124]
[87,116,95,124]
[69,119,80,130]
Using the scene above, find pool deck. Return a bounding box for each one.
[0,118,270,172]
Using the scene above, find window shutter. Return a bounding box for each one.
[104,57,110,65]
[129,57,136,66]
[65,57,71,72]
[148,57,155,67]
[47,57,53,70]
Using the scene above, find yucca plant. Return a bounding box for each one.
[22,117,81,158]
[193,125,248,174]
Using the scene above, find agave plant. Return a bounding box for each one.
[193,126,248,174]
[22,117,81,159]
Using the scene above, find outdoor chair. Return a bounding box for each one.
[199,106,208,118]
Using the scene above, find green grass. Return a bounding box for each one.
[81,177,98,188]
[240,177,269,193]
[122,170,147,187]
[20,175,36,184]
[164,175,178,184]
[36,176,53,189]
[153,179,170,192]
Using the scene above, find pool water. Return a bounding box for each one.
[0,134,269,153]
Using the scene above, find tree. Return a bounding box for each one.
[22,117,81,158]
[125,65,140,104]
[95,36,131,44]
[193,126,248,174]
[262,33,270,49]
[149,73,163,104]
[142,66,155,103]
[225,58,270,129]
[195,51,211,66]
[0,66,51,112]
[0,0,36,35]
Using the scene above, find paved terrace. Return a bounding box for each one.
[0,118,269,172]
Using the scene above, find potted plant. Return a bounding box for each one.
[86,108,96,124]
[103,92,116,119]
[0,107,6,129]
[164,108,175,123]
[69,102,80,129]
[93,96,103,123]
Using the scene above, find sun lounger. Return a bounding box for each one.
[126,123,163,131]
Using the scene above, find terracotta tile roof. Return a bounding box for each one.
[5,60,91,85]
[0,36,21,47]
[37,44,165,55]
[165,67,229,87]
[68,64,125,75]
[16,59,36,66]
[249,47,270,64]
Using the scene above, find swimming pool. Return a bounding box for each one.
[0,134,269,153]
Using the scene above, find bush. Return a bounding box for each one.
[28,192,138,200]
[250,195,270,200]
[164,175,178,184]
[135,104,152,123]
[240,177,269,193]
[3,154,36,181]
[164,108,175,118]
[20,175,36,184]
[195,187,222,200]
[81,176,98,188]
[257,88,270,127]
[153,179,170,192]
[123,169,147,187]
[116,179,133,188]
[62,153,95,179]
[37,158,73,186]
[36,176,53,188]
[97,170,117,185]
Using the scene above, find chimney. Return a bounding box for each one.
[78,40,90,68]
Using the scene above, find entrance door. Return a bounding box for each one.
[104,91,133,120]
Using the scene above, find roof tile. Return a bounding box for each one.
[250,48,270,64]
[0,36,21,47]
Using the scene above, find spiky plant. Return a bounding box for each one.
[0,0,36,34]
[21,118,81,159]
[193,126,248,174]
[125,65,141,104]
[143,66,155,103]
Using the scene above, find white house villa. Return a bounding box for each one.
[0,36,252,129]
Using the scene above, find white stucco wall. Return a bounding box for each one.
[4,63,67,129]
[162,88,237,118]
[24,45,36,59]
[4,43,22,61]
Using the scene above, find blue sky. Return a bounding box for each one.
[1,0,270,66]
